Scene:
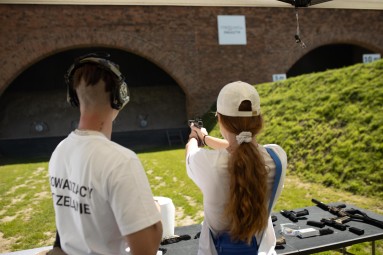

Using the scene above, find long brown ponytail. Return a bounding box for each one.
[219,100,268,244]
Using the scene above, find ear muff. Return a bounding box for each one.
[65,53,130,110]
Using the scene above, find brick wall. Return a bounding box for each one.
[0,4,382,140]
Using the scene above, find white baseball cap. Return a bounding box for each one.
[217,81,261,117]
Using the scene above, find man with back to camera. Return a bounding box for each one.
[48,53,162,255]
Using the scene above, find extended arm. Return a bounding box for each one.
[188,124,229,150]
[202,135,228,150]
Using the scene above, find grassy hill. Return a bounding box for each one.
[205,59,383,199]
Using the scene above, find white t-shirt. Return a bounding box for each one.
[186,144,287,255]
[49,131,161,255]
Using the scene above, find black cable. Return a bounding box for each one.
[295,7,306,48]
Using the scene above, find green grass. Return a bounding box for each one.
[0,162,55,251]
[1,154,382,254]
[1,60,383,253]
[139,149,204,224]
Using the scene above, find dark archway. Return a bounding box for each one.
[7,48,178,92]
[0,47,187,158]
[287,44,374,77]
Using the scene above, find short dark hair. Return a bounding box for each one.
[73,63,116,93]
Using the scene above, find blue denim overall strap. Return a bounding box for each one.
[265,147,282,213]
[210,147,282,254]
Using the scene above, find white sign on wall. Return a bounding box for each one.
[272,74,287,82]
[217,15,247,45]
[363,54,381,63]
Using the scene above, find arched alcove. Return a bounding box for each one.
[287,44,374,77]
[0,47,188,157]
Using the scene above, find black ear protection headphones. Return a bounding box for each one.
[65,52,130,110]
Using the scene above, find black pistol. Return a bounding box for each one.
[280,209,309,222]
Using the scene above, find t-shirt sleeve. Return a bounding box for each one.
[186,148,215,189]
[186,148,228,191]
[107,156,162,236]
[186,147,201,185]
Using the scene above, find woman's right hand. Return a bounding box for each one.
[190,124,208,140]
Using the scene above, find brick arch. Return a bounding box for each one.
[280,38,382,76]
[2,31,191,96]
[1,27,201,119]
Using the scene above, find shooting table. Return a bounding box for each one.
[159,203,383,255]
[272,203,383,254]
[2,203,382,255]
